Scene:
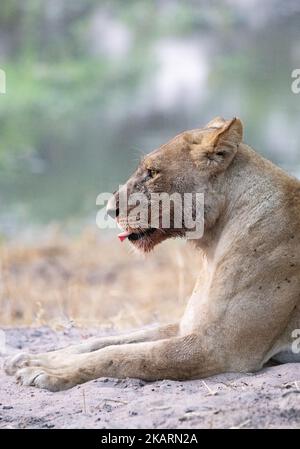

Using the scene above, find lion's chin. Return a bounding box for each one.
[128,228,185,253]
[128,228,165,253]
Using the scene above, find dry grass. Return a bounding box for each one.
[0,228,200,330]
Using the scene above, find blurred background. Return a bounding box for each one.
[1,0,300,232]
[0,0,300,328]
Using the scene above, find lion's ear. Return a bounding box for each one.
[190,117,243,173]
[205,116,228,129]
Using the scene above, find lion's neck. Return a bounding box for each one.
[192,143,287,261]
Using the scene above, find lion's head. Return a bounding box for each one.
[107,117,243,252]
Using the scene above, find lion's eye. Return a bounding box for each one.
[147,169,159,178]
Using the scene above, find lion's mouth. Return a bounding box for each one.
[128,228,156,242]
[118,228,156,242]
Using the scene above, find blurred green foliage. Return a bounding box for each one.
[0,0,299,228]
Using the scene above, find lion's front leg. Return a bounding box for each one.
[14,334,220,391]
[4,324,178,375]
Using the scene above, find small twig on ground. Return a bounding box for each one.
[282,389,300,398]
[102,398,128,405]
[82,388,87,414]
[202,380,218,396]
[179,408,218,422]
[282,380,300,395]
[230,419,251,429]
[179,412,204,422]
[149,406,171,411]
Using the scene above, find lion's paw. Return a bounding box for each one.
[4,353,33,375]
[15,367,73,392]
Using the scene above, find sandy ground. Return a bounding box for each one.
[0,326,300,429]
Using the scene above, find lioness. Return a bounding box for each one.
[4,117,300,391]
